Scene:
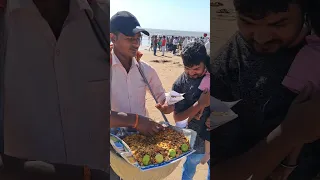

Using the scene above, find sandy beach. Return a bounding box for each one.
[211,0,238,54]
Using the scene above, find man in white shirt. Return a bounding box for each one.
[173,37,179,55]
[205,37,210,56]
[110,11,173,117]
[110,11,174,179]
[182,37,190,50]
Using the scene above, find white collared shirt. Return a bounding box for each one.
[111,50,166,117]
[3,0,109,170]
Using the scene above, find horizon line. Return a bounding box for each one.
[145,27,210,33]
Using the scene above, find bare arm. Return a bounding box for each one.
[110,111,165,136]
[173,101,203,122]
[173,90,210,122]
[110,111,135,128]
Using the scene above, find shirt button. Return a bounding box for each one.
[56,49,60,56]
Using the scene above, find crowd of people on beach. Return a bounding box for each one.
[149,34,210,56]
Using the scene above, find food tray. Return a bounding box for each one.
[110,126,197,171]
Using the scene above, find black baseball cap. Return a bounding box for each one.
[110,11,150,37]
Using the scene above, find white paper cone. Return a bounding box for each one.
[165,91,185,105]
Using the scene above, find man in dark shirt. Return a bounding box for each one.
[211,0,320,179]
[172,42,211,180]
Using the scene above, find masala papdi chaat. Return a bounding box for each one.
[123,128,190,166]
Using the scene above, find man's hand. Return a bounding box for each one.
[155,102,174,114]
[283,82,320,145]
[198,89,210,108]
[136,116,165,136]
[205,117,213,130]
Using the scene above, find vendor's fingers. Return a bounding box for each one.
[150,123,160,132]
[146,130,154,136]
[156,124,165,131]
[151,126,160,133]
[155,103,162,109]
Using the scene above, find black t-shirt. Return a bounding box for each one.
[173,72,210,154]
[211,31,303,163]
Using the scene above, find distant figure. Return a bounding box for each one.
[149,35,154,51]
[182,37,190,51]
[153,36,158,56]
[166,36,169,51]
[205,37,210,56]
[179,36,183,51]
[203,33,208,42]
[169,36,174,51]
[158,36,162,51]
[161,36,166,56]
[173,37,178,55]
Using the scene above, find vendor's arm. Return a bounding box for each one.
[145,64,174,114]
[155,98,175,114]
[110,111,135,128]
[110,111,164,136]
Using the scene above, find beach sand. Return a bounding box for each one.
[211,0,238,54]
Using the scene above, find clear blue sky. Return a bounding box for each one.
[110,0,210,32]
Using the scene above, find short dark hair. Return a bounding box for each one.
[307,0,320,36]
[233,0,306,20]
[181,42,209,68]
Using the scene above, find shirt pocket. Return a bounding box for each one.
[130,82,147,114]
[134,83,147,101]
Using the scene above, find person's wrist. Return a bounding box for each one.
[282,158,298,167]
[277,127,302,150]
[280,159,298,169]
[133,114,139,129]
[197,101,205,109]
[126,113,136,128]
